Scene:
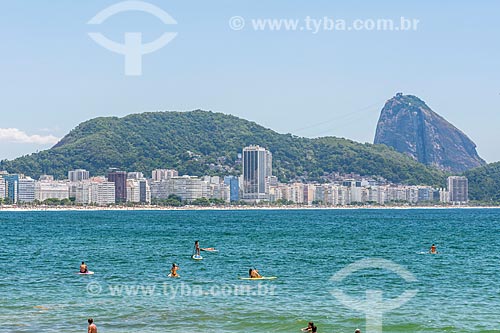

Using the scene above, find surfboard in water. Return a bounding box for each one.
[77,271,94,275]
[238,276,277,280]
[191,254,203,260]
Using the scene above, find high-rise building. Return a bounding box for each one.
[90,181,116,206]
[447,176,468,204]
[126,179,141,203]
[152,169,178,181]
[224,176,240,202]
[107,168,127,203]
[2,174,20,203]
[242,145,272,201]
[18,178,36,203]
[139,179,151,203]
[0,177,6,200]
[68,169,90,182]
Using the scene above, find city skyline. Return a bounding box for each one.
[0,1,499,163]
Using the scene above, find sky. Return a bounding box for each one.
[0,1,499,163]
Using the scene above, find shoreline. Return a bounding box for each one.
[0,205,499,212]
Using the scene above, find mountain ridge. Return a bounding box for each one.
[0,109,446,186]
[374,94,485,172]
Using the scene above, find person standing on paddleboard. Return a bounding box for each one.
[194,240,201,256]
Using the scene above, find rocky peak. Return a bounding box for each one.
[374,93,485,173]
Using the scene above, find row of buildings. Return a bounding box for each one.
[0,146,470,206]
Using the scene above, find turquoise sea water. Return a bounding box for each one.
[1,209,500,333]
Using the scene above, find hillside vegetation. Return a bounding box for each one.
[0,110,447,185]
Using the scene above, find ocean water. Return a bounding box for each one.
[1,209,500,333]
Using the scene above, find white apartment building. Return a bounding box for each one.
[152,169,178,182]
[74,179,115,205]
[90,181,115,205]
[35,181,69,201]
[126,179,141,203]
[18,178,36,203]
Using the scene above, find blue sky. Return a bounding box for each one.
[1,1,499,163]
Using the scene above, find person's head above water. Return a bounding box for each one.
[355,329,361,333]
[82,261,85,265]
[172,263,178,267]
[308,322,314,327]
[88,318,94,324]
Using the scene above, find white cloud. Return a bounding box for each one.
[0,128,60,145]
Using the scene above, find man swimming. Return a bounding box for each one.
[429,244,438,254]
[80,262,88,273]
[87,318,97,333]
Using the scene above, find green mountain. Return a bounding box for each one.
[464,162,500,201]
[0,110,446,185]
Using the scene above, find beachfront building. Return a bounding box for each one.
[2,174,20,203]
[224,176,240,202]
[242,145,273,202]
[75,182,91,204]
[150,175,214,203]
[0,177,6,200]
[139,179,151,203]
[90,180,116,206]
[170,176,206,202]
[107,168,127,203]
[203,176,230,202]
[68,169,90,182]
[150,180,170,200]
[152,169,178,181]
[18,178,36,203]
[35,179,69,201]
[73,177,116,206]
[447,176,468,204]
[126,179,141,203]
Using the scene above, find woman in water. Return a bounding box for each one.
[170,263,179,277]
[194,240,201,256]
[301,322,314,332]
[249,268,262,278]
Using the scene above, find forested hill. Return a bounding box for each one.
[464,162,500,201]
[0,110,446,185]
